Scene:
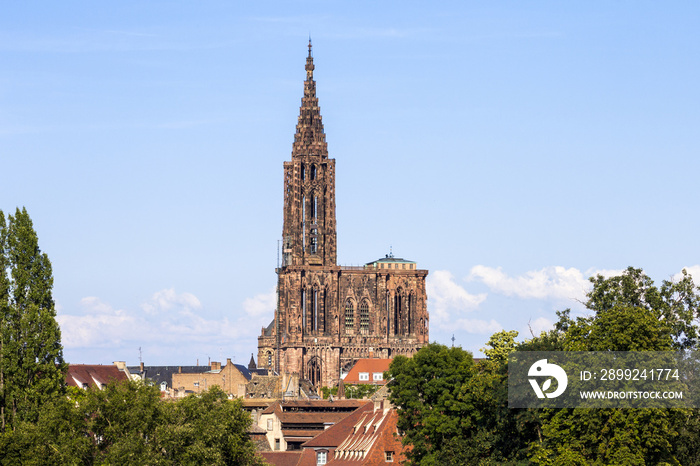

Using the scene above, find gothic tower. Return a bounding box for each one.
[282,41,337,268]
[258,42,429,391]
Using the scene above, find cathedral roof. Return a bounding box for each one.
[365,255,416,266]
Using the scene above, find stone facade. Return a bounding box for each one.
[257,42,429,389]
[171,359,249,398]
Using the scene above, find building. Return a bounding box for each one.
[170,359,258,398]
[258,399,366,452]
[259,400,407,465]
[342,359,392,386]
[66,364,129,389]
[257,41,429,390]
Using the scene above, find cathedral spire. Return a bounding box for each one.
[293,39,327,159]
[282,42,337,268]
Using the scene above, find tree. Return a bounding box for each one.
[0,208,66,431]
[157,386,265,465]
[530,267,700,465]
[83,381,266,465]
[388,342,535,465]
[387,344,476,465]
[586,266,700,350]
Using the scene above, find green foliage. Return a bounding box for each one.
[1,381,266,465]
[390,268,700,465]
[586,266,700,350]
[481,330,518,362]
[84,381,266,465]
[157,386,264,466]
[85,380,165,464]
[0,208,66,431]
[320,386,337,399]
[388,343,535,465]
[343,383,380,399]
[530,267,700,465]
[0,394,94,466]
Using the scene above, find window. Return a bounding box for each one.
[359,372,369,381]
[345,300,354,330]
[275,438,281,451]
[360,301,370,334]
[373,372,383,381]
[267,419,273,431]
[385,451,394,462]
[310,228,318,254]
[316,450,327,465]
[193,382,199,387]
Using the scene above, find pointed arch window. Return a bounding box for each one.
[310,164,316,180]
[360,300,370,334]
[386,291,391,337]
[301,288,307,333]
[302,195,306,251]
[345,300,354,331]
[310,228,318,254]
[312,287,318,332]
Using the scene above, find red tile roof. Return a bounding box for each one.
[259,451,303,466]
[343,359,392,385]
[301,401,407,465]
[66,364,128,389]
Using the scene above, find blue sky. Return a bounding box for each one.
[2,2,699,366]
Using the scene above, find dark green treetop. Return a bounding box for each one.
[0,208,66,431]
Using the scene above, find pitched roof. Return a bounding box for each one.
[302,402,375,449]
[301,401,405,465]
[66,364,128,389]
[127,365,209,388]
[343,359,391,385]
[259,451,303,466]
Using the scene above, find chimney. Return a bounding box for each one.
[226,358,232,367]
[178,366,182,374]
[140,362,144,372]
[211,361,221,371]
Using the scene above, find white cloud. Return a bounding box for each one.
[243,287,277,317]
[427,270,487,322]
[57,287,276,364]
[57,297,138,348]
[522,317,555,339]
[426,270,495,335]
[673,265,700,282]
[452,318,502,334]
[141,288,201,315]
[468,265,612,302]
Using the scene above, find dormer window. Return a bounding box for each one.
[316,450,328,465]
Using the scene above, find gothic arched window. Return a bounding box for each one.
[360,300,370,334]
[407,292,413,335]
[345,300,354,331]
[312,287,318,332]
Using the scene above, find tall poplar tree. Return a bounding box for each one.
[0,207,66,431]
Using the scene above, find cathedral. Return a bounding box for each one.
[257,42,429,389]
